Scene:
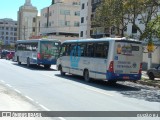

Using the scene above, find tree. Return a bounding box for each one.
[94,0,160,39]
[93,0,128,37]
[148,15,160,39]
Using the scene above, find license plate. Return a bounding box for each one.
[123,76,129,79]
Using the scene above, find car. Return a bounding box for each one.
[6,51,15,60]
[0,50,9,59]
[147,65,160,80]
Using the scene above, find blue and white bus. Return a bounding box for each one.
[57,38,143,83]
[15,39,61,69]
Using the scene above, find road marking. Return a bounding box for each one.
[25,96,34,102]
[14,89,21,94]
[41,74,113,97]
[38,103,66,120]
[6,84,12,88]
[39,104,50,111]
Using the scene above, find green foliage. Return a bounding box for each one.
[94,0,160,40]
[148,15,160,39]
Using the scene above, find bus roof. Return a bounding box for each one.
[63,38,141,44]
[16,39,60,44]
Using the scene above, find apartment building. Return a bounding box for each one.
[0,18,17,45]
[79,0,92,39]
[40,0,80,41]
[79,0,109,39]
[17,0,40,40]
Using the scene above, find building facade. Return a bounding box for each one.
[17,0,40,40]
[0,18,17,45]
[79,0,92,39]
[40,0,80,41]
[79,0,109,39]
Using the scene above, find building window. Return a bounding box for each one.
[75,11,80,16]
[65,21,70,26]
[132,25,137,33]
[14,37,17,41]
[33,18,36,22]
[74,21,79,27]
[49,12,52,16]
[82,3,85,9]
[60,10,70,15]
[80,31,83,37]
[45,13,48,17]
[81,17,84,23]
[32,27,35,32]
[14,28,17,31]
[14,33,17,36]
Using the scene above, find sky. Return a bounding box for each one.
[0,0,51,21]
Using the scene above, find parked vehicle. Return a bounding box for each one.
[147,65,160,80]
[0,50,9,59]
[57,38,143,83]
[6,51,15,60]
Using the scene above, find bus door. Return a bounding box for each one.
[77,43,95,77]
[59,43,70,73]
[85,43,96,78]
[94,42,109,79]
[69,43,79,74]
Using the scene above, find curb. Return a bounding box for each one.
[137,77,160,88]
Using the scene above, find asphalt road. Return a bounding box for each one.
[0,59,159,120]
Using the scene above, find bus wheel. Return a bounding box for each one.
[148,72,155,80]
[84,70,90,82]
[44,65,51,69]
[17,57,21,65]
[60,66,65,76]
[27,58,30,67]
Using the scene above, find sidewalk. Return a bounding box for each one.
[0,83,54,120]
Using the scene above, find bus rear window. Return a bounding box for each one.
[132,46,139,51]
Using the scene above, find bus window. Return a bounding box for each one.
[78,43,86,57]
[60,44,68,56]
[69,44,77,56]
[95,42,109,58]
[86,43,94,57]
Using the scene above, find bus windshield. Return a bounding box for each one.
[40,41,60,60]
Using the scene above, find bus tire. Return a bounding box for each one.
[27,58,30,67]
[84,69,90,82]
[60,66,65,76]
[17,57,21,65]
[44,65,51,69]
[148,72,155,80]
